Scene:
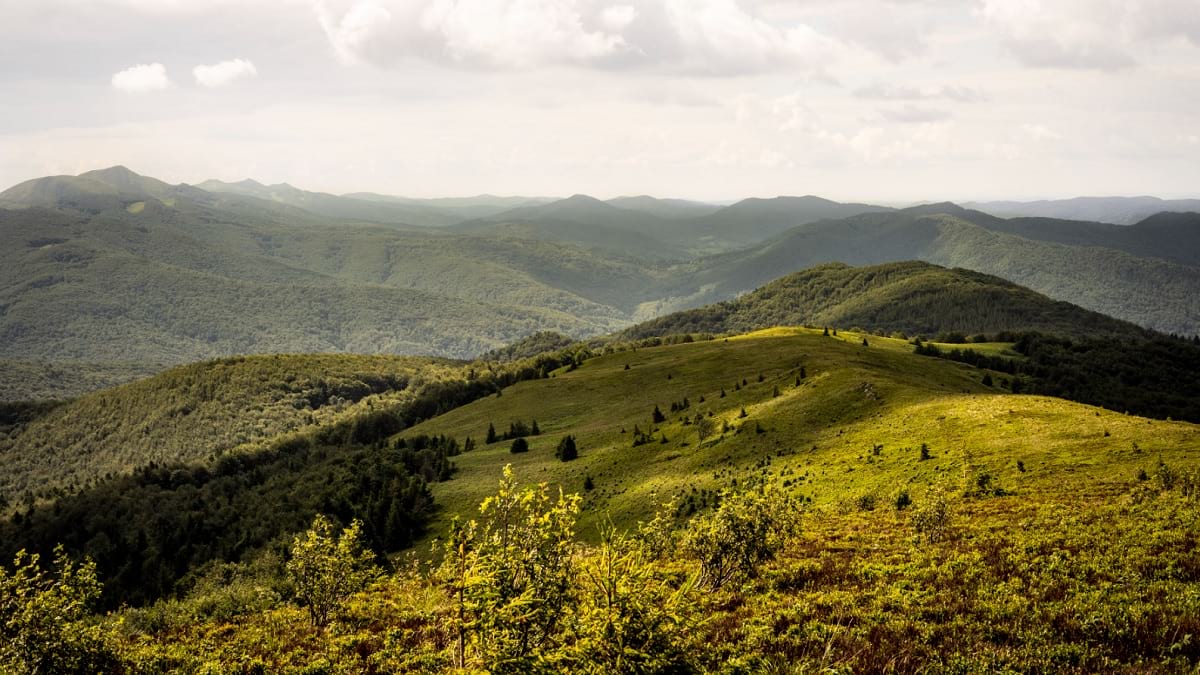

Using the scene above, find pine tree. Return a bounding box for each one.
[555,435,578,461]
[510,437,529,453]
[486,423,497,444]
[652,405,666,423]
[531,420,541,436]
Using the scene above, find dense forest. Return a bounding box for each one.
[914,333,1200,423]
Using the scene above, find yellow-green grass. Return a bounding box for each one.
[399,328,1199,540]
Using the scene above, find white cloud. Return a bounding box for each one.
[1022,123,1062,142]
[600,4,638,31]
[110,63,171,92]
[855,83,987,103]
[979,0,1200,70]
[880,105,951,124]
[193,58,258,87]
[309,0,844,74]
[425,0,627,68]
[659,0,840,75]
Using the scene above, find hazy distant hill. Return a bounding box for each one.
[451,194,688,259]
[342,192,553,221]
[195,178,462,227]
[2,167,1198,401]
[0,170,664,369]
[684,195,894,248]
[620,261,1150,341]
[964,196,1200,225]
[606,195,723,219]
[455,193,892,258]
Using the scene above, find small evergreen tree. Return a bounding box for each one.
[486,423,497,444]
[510,437,529,453]
[555,435,578,461]
[652,405,666,423]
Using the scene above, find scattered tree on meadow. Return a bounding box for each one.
[555,435,578,461]
[510,437,529,453]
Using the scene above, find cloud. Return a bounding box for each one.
[979,0,1200,70]
[193,58,258,87]
[880,105,951,124]
[1022,123,1062,142]
[310,0,844,74]
[111,63,171,92]
[854,82,987,103]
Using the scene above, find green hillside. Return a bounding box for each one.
[397,327,1198,535]
[621,261,1149,341]
[674,208,1200,335]
[3,327,1198,672]
[3,167,1199,405]
[0,354,464,506]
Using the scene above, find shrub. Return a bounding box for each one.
[911,485,952,544]
[510,437,529,453]
[0,547,120,674]
[286,515,378,628]
[681,487,803,590]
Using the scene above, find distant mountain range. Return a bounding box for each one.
[964,196,1200,225]
[1,166,1197,399]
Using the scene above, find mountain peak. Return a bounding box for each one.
[80,165,142,181]
[562,193,606,205]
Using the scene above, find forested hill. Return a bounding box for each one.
[620,261,1152,341]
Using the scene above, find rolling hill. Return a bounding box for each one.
[0,354,464,505]
[619,261,1150,341]
[3,320,1198,672]
[3,166,1199,405]
[667,206,1200,335]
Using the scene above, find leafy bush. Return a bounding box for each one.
[0,547,119,674]
[286,516,378,628]
[681,487,803,590]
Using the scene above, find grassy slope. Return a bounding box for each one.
[398,328,1199,538]
[0,354,464,504]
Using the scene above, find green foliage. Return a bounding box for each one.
[438,466,581,670]
[916,333,1200,422]
[559,524,699,673]
[681,487,803,590]
[0,547,119,674]
[286,516,378,628]
[510,437,529,453]
[911,484,953,544]
[555,435,578,461]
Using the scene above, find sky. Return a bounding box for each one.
[0,0,1198,202]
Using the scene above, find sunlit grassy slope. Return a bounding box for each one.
[401,328,1200,537]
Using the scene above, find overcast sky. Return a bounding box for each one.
[1,0,1198,202]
